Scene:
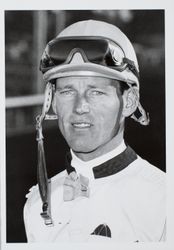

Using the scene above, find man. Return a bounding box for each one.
[24,20,166,242]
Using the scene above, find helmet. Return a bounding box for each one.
[41,20,139,87]
[36,20,150,226]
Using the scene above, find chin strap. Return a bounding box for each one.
[36,82,57,226]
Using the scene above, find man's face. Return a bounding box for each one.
[53,76,124,158]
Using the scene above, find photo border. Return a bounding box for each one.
[1,1,174,250]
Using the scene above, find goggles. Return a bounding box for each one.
[40,36,139,79]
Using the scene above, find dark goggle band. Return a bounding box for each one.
[40,36,139,79]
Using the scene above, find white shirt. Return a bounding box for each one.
[24,144,166,242]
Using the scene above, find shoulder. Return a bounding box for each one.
[111,155,166,214]
[114,156,166,240]
[120,155,165,198]
[133,156,165,188]
[121,155,165,216]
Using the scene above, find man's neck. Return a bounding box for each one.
[73,132,124,161]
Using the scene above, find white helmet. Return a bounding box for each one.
[41,20,139,87]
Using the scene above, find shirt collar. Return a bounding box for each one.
[65,142,137,180]
[67,141,127,180]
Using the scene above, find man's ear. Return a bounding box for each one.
[122,87,139,117]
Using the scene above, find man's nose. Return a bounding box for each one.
[74,95,90,115]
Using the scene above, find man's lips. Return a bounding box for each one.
[71,122,93,128]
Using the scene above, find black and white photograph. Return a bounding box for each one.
[5,9,166,243]
[1,1,174,249]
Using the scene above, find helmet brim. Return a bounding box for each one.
[43,63,139,87]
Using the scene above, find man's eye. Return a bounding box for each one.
[59,90,74,96]
[91,90,105,96]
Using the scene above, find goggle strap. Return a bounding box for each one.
[123,58,139,79]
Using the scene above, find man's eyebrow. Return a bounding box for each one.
[56,84,73,90]
[56,83,108,90]
[87,85,97,88]
[87,84,106,89]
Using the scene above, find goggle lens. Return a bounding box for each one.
[40,37,138,79]
[48,38,109,64]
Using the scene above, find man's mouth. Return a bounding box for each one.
[72,122,92,128]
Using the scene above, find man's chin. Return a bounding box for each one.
[69,141,96,154]
[72,147,95,154]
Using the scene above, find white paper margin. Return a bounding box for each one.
[1,1,174,250]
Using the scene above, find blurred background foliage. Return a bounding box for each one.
[5,10,165,242]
